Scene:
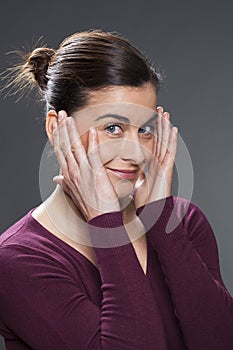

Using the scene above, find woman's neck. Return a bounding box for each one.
[34,185,143,246]
[34,185,90,245]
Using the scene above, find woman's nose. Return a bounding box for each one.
[118,133,146,166]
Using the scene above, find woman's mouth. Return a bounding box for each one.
[106,168,138,179]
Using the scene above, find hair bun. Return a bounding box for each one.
[27,47,55,90]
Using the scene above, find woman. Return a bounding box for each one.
[0,29,232,350]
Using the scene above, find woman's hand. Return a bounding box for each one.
[52,111,121,222]
[133,107,178,210]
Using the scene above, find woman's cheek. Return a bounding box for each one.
[97,134,123,165]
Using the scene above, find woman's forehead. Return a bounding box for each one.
[73,102,158,128]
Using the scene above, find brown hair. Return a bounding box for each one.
[3,29,162,115]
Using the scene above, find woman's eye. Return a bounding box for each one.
[105,124,123,135]
[139,125,154,135]
[104,124,154,136]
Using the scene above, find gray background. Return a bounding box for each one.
[0,0,232,348]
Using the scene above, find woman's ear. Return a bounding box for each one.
[46,110,58,146]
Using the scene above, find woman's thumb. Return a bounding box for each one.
[52,174,64,186]
[134,174,145,190]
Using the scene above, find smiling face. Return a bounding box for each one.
[73,82,158,199]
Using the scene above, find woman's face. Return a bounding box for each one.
[72,83,158,200]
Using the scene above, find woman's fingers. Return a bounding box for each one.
[155,107,163,157]
[159,112,170,161]
[60,118,80,183]
[134,107,178,209]
[52,111,120,220]
[58,112,70,159]
[148,108,178,177]
[163,126,178,169]
[154,107,177,165]
[86,127,103,171]
[53,174,64,185]
[65,117,89,183]
[67,117,87,165]
[53,122,69,181]
[56,113,80,184]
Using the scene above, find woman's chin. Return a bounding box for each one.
[114,181,135,209]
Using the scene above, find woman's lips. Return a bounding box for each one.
[106,168,138,179]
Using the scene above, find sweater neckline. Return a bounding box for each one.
[27,207,100,274]
[27,207,151,278]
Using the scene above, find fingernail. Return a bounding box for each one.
[90,127,95,135]
[156,106,163,113]
[53,175,64,184]
[58,110,66,122]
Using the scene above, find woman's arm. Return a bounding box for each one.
[0,212,167,350]
[136,195,233,350]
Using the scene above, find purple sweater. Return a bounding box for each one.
[0,196,232,349]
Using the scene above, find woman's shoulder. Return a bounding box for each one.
[172,195,217,243]
[0,208,81,275]
[0,209,100,306]
[172,195,212,224]
[0,209,33,247]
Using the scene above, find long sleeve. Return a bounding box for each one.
[136,195,233,350]
[0,211,167,350]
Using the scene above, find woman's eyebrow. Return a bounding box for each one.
[94,113,157,124]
